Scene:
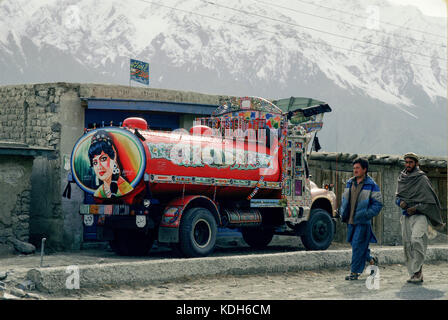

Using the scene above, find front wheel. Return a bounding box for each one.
[178,207,217,258]
[300,209,334,251]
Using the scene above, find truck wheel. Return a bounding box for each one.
[110,229,154,256]
[241,227,274,249]
[179,207,217,258]
[300,209,334,251]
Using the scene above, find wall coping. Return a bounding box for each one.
[0,141,55,157]
[309,152,447,168]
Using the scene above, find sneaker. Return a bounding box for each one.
[345,273,360,280]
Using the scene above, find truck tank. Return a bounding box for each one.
[70,119,283,204]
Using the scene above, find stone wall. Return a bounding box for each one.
[308,152,447,245]
[0,155,33,254]
[0,83,72,251]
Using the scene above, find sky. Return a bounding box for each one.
[388,0,447,17]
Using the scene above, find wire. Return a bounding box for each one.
[200,0,447,61]
[295,0,447,39]
[134,0,446,70]
[253,0,446,48]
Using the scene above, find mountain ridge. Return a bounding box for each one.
[0,0,446,155]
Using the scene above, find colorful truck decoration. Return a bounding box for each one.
[68,96,337,257]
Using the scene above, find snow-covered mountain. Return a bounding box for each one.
[0,0,446,156]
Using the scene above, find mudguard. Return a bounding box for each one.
[158,195,220,243]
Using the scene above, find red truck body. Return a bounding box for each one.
[69,96,337,257]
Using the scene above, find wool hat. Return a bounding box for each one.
[403,152,419,162]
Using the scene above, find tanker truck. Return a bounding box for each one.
[66,96,338,257]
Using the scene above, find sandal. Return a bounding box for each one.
[345,273,360,280]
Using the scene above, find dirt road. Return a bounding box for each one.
[45,261,448,300]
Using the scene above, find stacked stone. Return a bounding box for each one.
[310,152,447,168]
[0,84,69,254]
[11,190,31,243]
[0,84,64,149]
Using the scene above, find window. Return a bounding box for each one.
[295,152,302,167]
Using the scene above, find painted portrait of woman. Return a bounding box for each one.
[88,130,133,198]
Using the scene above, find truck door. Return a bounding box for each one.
[293,141,305,201]
[284,137,311,221]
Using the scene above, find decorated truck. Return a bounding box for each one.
[66,96,338,257]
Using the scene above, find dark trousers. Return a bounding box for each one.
[347,224,376,274]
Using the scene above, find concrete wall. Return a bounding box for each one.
[308,152,447,245]
[58,88,85,250]
[179,114,197,131]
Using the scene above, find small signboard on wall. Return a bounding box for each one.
[130,59,149,85]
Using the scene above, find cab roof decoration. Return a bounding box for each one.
[214,96,283,116]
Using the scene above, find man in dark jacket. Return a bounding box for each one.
[340,158,383,280]
[396,152,445,283]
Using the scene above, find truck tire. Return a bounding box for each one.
[300,209,334,251]
[110,229,154,256]
[241,227,274,249]
[179,207,217,258]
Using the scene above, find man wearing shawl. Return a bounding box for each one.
[340,158,383,280]
[396,152,445,284]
